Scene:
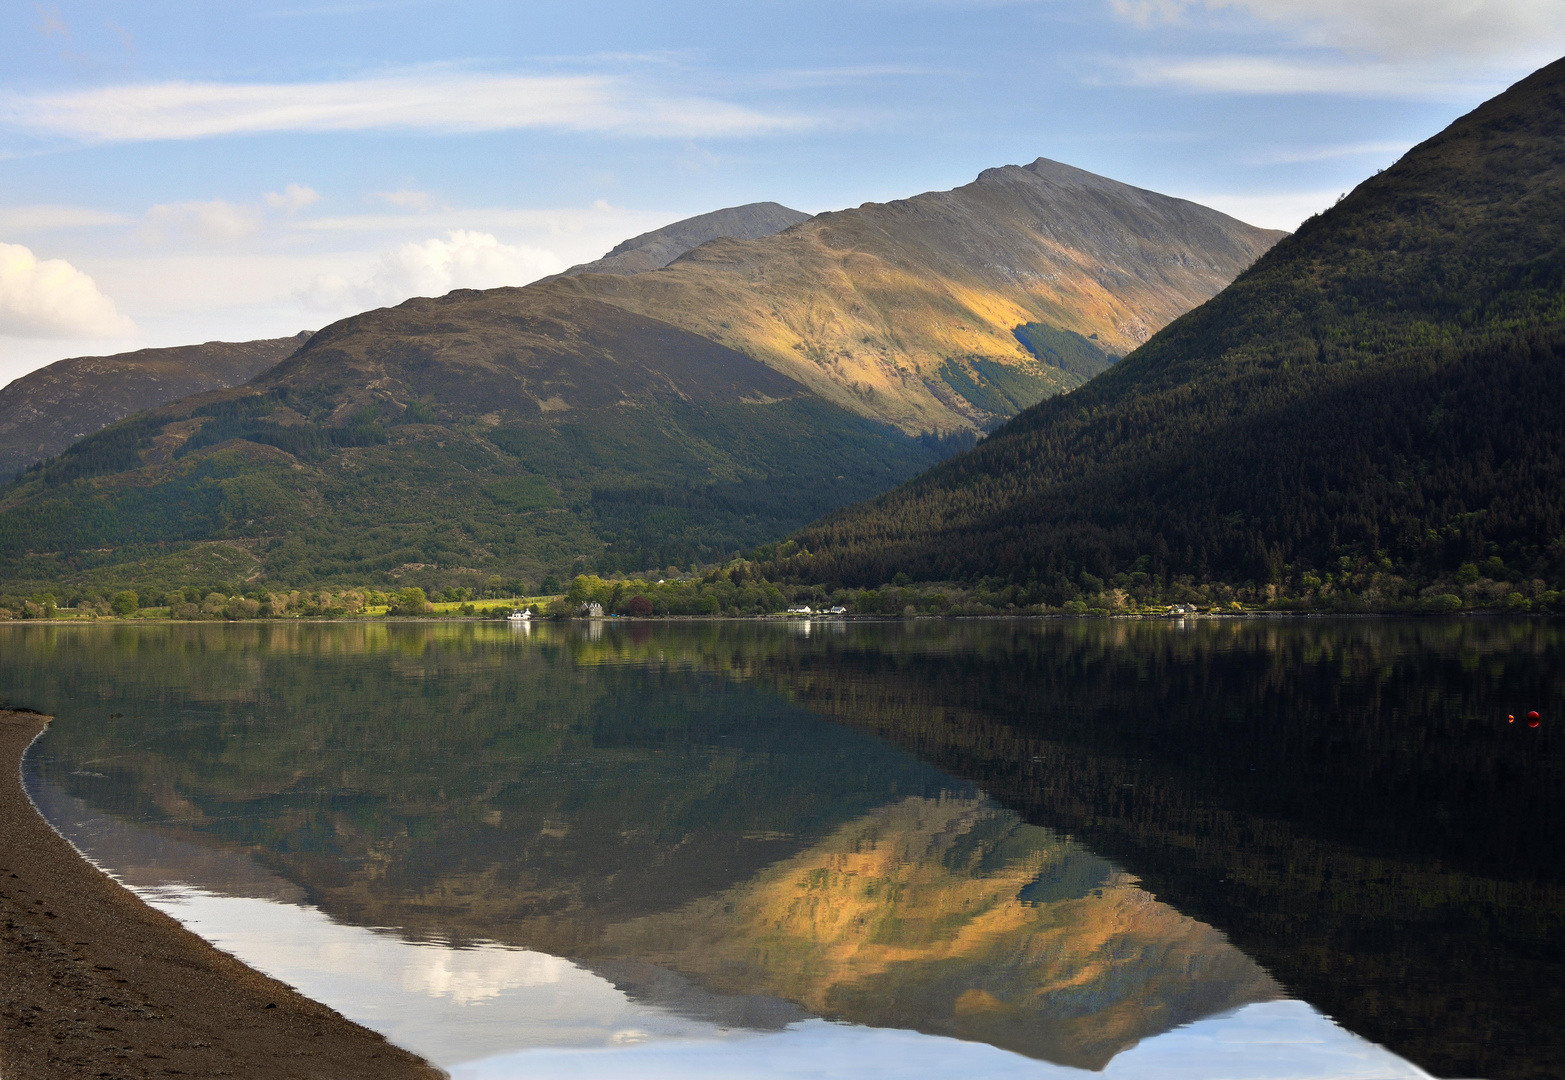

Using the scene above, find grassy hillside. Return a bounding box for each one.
[0,294,945,593]
[782,59,1565,604]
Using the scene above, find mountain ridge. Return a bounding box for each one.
[0,333,311,479]
[0,156,1283,593]
[542,157,1284,433]
[779,58,1565,605]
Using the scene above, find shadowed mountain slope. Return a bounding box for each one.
[0,333,310,478]
[0,293,949,588]
[546,158,1284,433]
[0,159,1279,591]
[781,59,1565,592]
[561,201,810,276]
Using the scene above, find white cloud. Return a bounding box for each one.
[301,229,560,310]
[143,199,260,244]
[264,182,321,212]
[0,241,136,338]
[0,71,811,143]
[1116,54,1500,100]
[1110,0,1565,61]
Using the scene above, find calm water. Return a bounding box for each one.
[4,619,1562,1079]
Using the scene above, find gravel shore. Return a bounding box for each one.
[0,709,445,1079]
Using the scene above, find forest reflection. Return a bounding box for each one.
[4,618,1561,1079]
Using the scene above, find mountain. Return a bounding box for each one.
[0,160,1280,594]
[0,292,947,590]
[0,332,310,479]
[781,59,1565,602]
[560,201,811,276]
[546,158,1284,433]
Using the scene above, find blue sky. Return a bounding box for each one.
[2,0,1564,384]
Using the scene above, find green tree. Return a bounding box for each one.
[388,587,430,615]
[110,590,139,616]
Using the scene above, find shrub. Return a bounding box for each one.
[545,598,573,619]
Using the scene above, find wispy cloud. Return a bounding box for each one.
[143,199,260,245]
[0,70,813,143]
[263,183,321,212]
[746,64,946,90]
[1247,140,1413,165]
[1111,54,1501,100]
[295,205,673,236]
[373,189,441,212]
[0,204,133,230]
[1109,0,1565,61]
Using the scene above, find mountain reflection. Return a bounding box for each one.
[596,794,1276,1068]
[6,619,1560,1078]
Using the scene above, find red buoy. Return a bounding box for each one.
[1528,711,1541,728]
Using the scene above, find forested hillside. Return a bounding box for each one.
[0,159,1277,597]
[781,58,1565,608]
[0,294,947,593]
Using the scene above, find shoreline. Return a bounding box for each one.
[4,608,1555,627]
[0,709,444,1080]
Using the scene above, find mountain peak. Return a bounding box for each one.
[561,201,811,277]
[786,56,1565,594]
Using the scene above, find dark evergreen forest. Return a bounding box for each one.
[777,58,1565,600]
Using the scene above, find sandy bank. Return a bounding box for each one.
[0,709,444,1079]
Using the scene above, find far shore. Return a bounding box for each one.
[1,608,1551,627]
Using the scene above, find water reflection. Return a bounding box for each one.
[4,619,1555,1077]
[596,794,1276,1068]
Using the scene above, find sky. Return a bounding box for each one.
[2,1,1564,386]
